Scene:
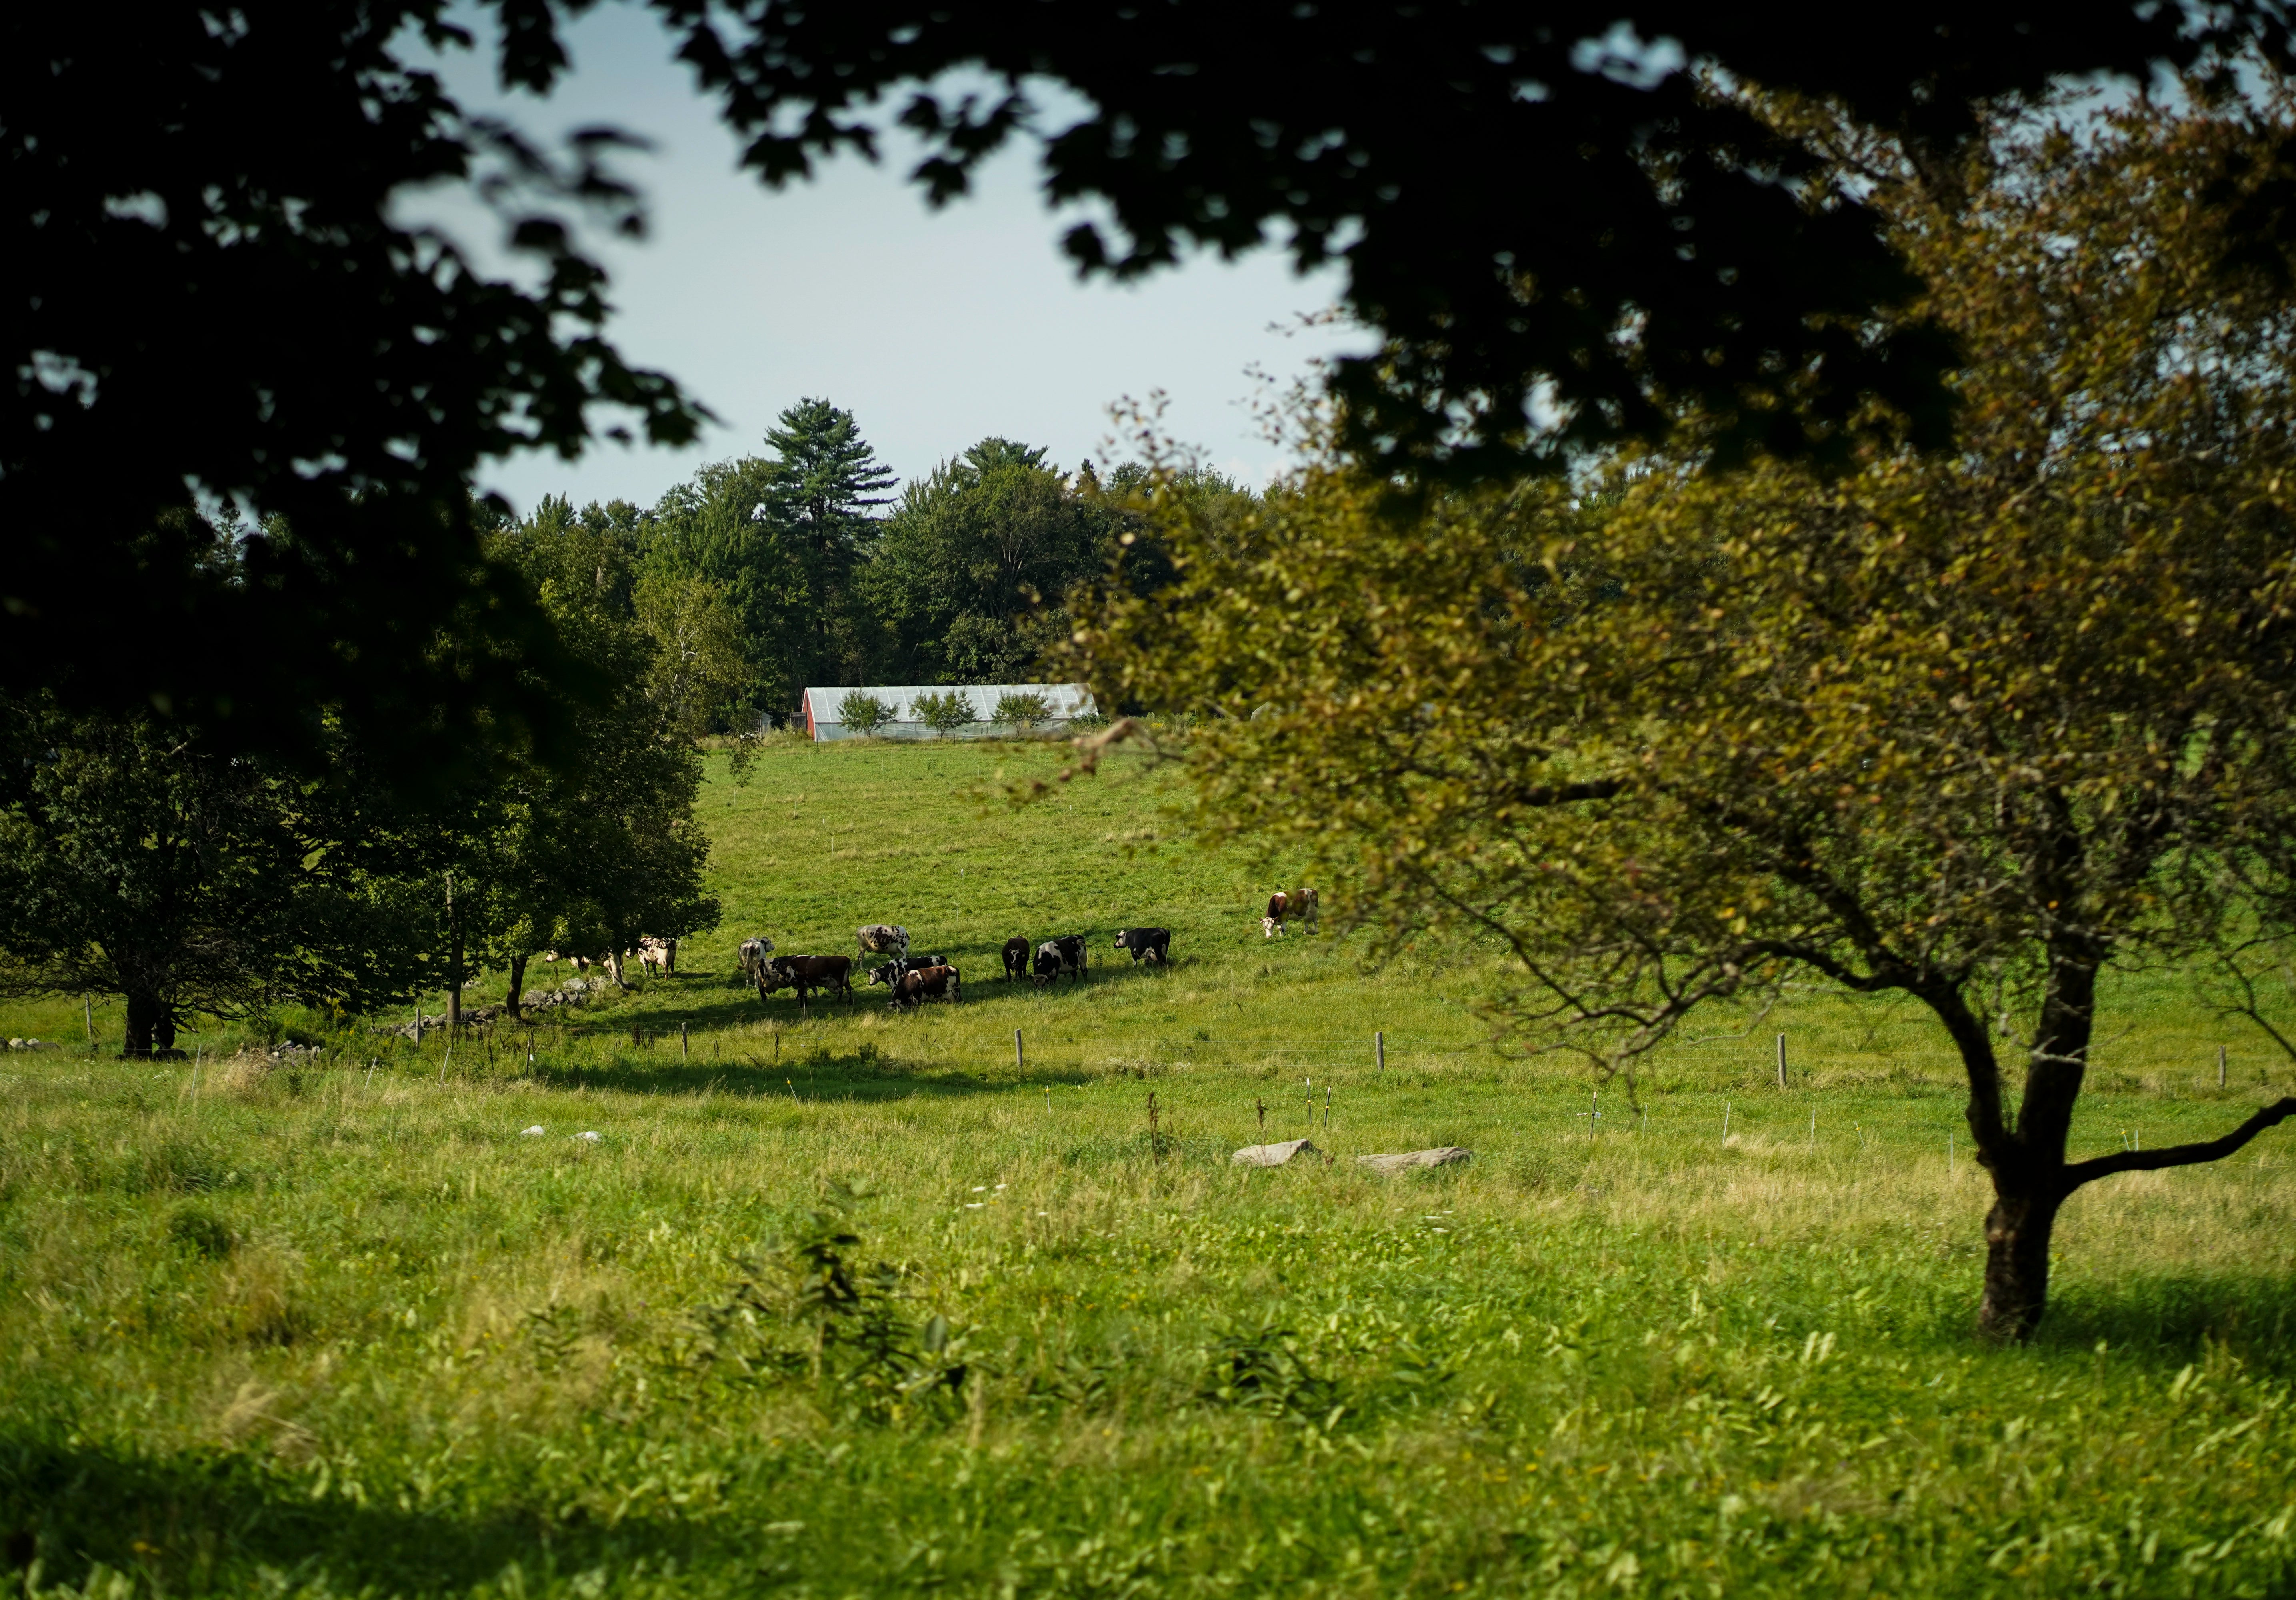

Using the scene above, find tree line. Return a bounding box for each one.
[0,514,725,1054]
[534,402,1256,727]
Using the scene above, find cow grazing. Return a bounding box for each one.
[1033,935,1088,986]
[738,936,777,985]
[1262,888,1321,939]
[1002,937,1031,981]
[857,924,910,959]
[865,954,948,988]
[1114,927,1171,964]
[1031,946,1064,986]
[757,954,853,1009]
[889,964,962,1011]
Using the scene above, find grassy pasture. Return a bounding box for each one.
[4,739,2296,1597]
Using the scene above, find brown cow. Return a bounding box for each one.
[1002,936,1031,981]
[757,954,853,1009]
[890,964,962,1011]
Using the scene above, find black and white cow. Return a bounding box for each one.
[865,954,948,988]
[1001,936,1031,981]
[857,924,910,960]
[1032,934,1088,986]
[1113,927,1171,964]
[738,936,777,985]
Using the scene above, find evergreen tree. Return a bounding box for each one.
[759,398,898,550]
[758,398,897,694]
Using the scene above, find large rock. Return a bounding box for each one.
[1232,1139,1320,1167]
[1356,1147,1473,1173]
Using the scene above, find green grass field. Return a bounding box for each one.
[5,738,2296,1597]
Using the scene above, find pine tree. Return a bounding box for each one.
[759,399,897,557]
[754,399,897,689]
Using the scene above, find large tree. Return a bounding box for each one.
[12,2,2282,760]
[645,401,896,717]
[462,511,726,1020]
[1076,87,2296,1340]
[864,440,1114,683]
[0,702,437,1055]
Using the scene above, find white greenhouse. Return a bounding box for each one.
[796,683,1099,741]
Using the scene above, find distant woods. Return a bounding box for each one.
[538,398,1258,726]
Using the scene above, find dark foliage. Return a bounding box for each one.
[7,2,703,779]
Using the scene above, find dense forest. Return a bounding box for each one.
[525,398,1259,726]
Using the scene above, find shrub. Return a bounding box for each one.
[837,690,894,736]
[910,691,978,738]
[991,691,1053,734]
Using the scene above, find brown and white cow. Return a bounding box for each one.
[757,954,853,1009]
[1002,936,1031,981]
[1262,888,1321,939]
[889,964,962,1011]
[636,936,677,976]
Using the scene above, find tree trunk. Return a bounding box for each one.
[1978,1189,2062,1342]
[1930,940,2099,1342]
[122,992,165,1058]
[505,952,528,1021]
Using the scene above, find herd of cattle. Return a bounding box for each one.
[718,889,1316,1013]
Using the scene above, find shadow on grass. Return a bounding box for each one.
[0,1437,756,1598]
[2030,1271,2296,1371]
[513,1049,1095,1101]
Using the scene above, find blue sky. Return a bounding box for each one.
[408,8,1366,514]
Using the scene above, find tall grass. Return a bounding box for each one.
[1,741,2292,1597]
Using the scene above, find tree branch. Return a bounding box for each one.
[2058,1097,2296,1192]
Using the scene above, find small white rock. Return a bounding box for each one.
[521,1125,546,1137]
[576,1130,602,1142]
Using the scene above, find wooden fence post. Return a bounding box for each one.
[1376,1030,1385,1075]
[1776,1032,1787,1090]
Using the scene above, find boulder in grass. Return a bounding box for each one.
[1356,1147,1473,1173]
[1232,1139,1319,1167]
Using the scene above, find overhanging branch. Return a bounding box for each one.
[2058,1097,2296,1192]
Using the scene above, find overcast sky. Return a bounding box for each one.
[410,8,1367,516]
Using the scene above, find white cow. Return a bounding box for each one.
[738,936,777,984]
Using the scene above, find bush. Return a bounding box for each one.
[910,691,978,738]
[838,690,895,736]
[991,691,1054,734]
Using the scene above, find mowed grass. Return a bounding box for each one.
[5,740,2296,1597]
